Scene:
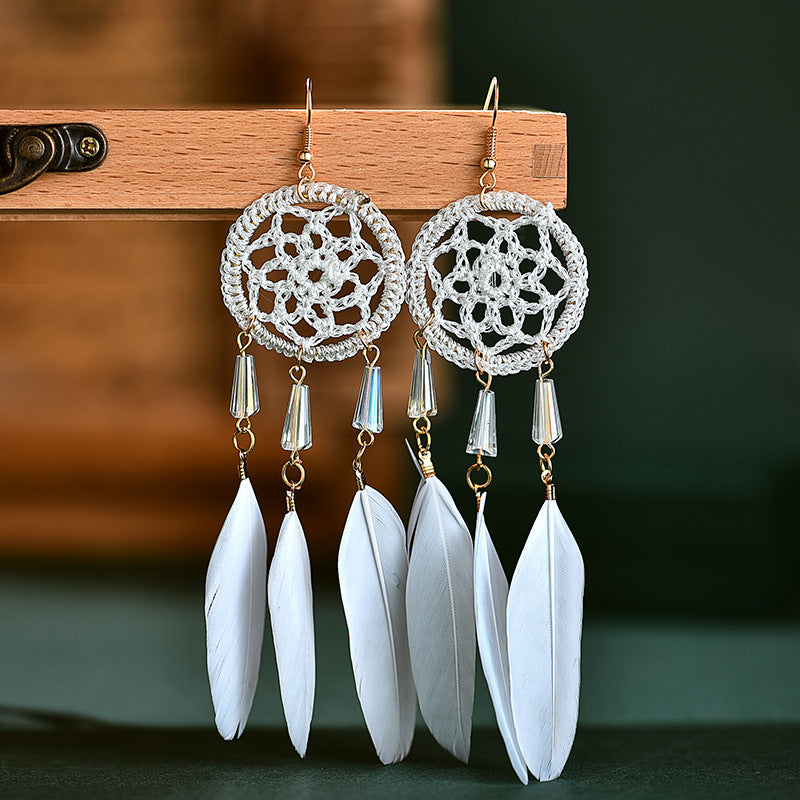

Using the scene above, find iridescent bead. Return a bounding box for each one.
[466,389,497,457]
[230,354,259,418]
[281,383,312,451]
[532,378,562,445]
[407,347,438,418]
[353,366,383,433]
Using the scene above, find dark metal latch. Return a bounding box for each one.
[0,123,107,196]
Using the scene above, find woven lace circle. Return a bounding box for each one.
[407,191,588,376]
[221,182,406,362]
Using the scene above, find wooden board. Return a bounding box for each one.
[0,109,566,220]
[0,0,449,559]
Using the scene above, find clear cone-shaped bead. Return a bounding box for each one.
[466,388,497,457]
[532,377,562,445]
[352,365,384,433]
[281,383,312,451]
[407,348,438,418]
[230,354,260,418]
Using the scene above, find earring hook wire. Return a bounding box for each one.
[298,77,315,200]
[479,77,499,207]
[482,76,499,127]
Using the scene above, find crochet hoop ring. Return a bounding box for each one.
[221,182,406,362]
[407,191,588,376]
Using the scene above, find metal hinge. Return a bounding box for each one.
[0,123,106,196]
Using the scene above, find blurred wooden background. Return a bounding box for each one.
[0,0,443,557]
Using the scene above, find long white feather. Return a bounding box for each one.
[268,509,315,757]
[473,493,528,784]
[406,476,475,763]
[507,498,584,781]
[205,477,267,740]
[338,485,416,764]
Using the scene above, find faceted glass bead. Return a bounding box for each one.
[407,347,438,418]
[281,383,312,451]
[466,388,497,457]
[230,354,260,418]
[352,365,384,433]
[532,377,562,445]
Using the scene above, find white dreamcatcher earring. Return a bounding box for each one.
[406,78,589,783]
[216,79,413,763]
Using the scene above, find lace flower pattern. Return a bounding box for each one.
[222,183,406,362]
[408,191,588,376]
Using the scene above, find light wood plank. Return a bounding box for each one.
[0,108,566,219]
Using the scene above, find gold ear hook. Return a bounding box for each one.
[479,77,499,207]
[482,76,499,127]
[298,77,315,200]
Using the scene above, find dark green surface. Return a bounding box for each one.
[1,566,799,797]
[2,567,799,729]
[1,716,798,800]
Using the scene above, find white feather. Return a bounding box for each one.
[205,477,267,740]
[338,486,416,764]
[406,476,475,763]
[268,510,315,757]
[473,493,528,784]
[507,499,584,781]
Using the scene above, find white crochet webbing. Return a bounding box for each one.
[221,182,407,362]
[407,192,588,376]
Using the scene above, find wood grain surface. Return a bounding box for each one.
[0,109,566,219]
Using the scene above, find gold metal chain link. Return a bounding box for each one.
[466,454,493,505]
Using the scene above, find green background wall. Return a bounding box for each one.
[432,0,800,617]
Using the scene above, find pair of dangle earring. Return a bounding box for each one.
[208,79,414,763]
[406,77,588,783]
[206,75,589,780]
